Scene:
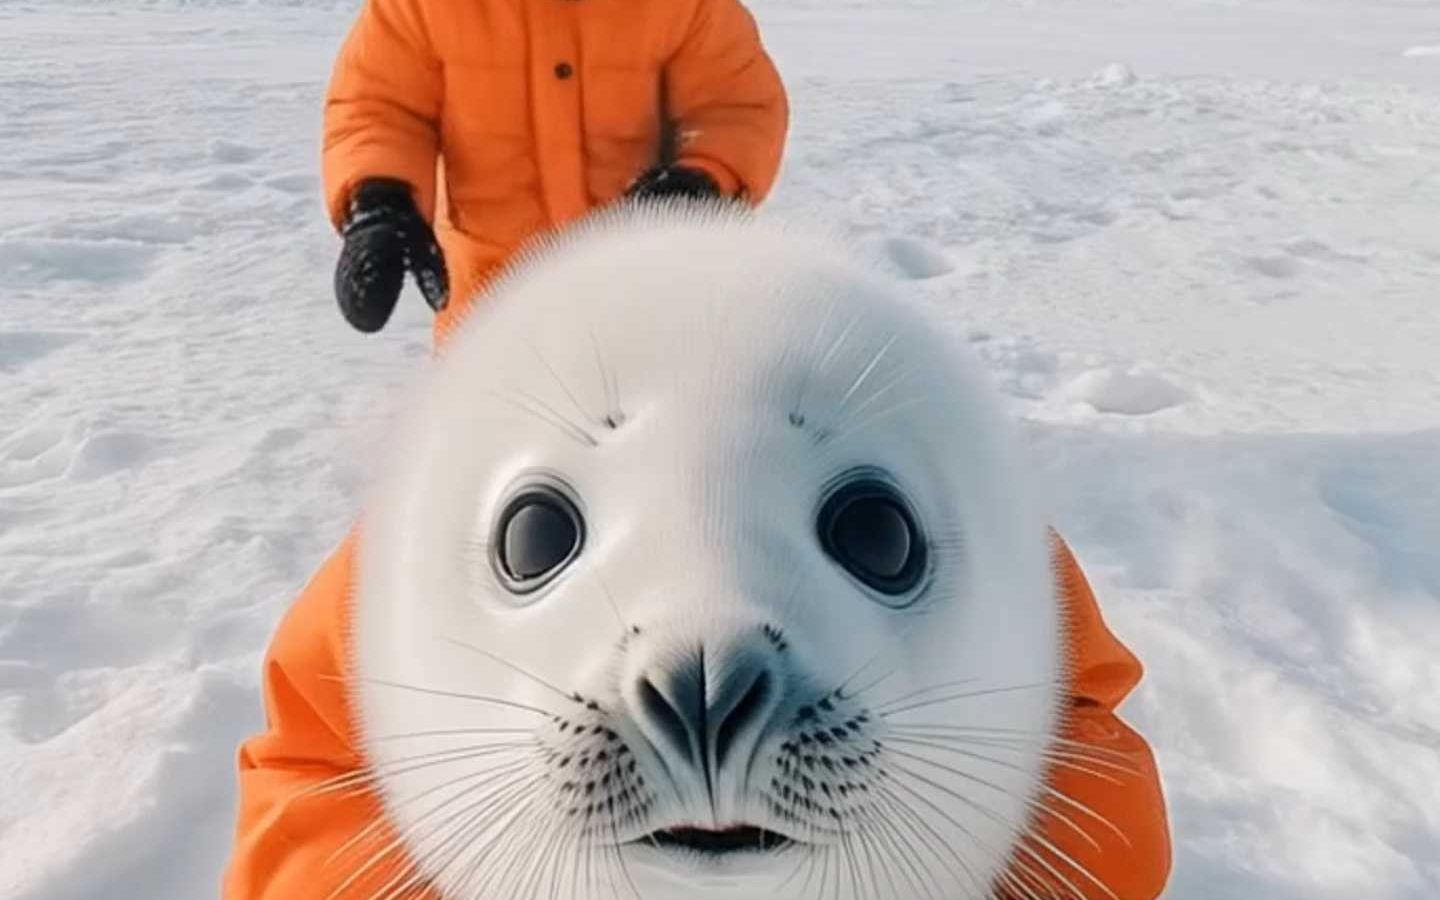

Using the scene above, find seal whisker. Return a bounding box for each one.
[880,771,1026,896]
[884,746,1026,818]
[487,388,599,449]
[360,858,427,900]
[405,799,517,899]
[604,801,644,900]
[587,325,624,428]
[855,807,900,900]
[432,775,550,897]
[838,363,918,427]
[904,732,1142,781]
[829,612,931,699]
[822,395,927,446]
[887,759,1102,900]
[440,636,579,705]
[524,336,599,427]
[1021,799,1105,855]
[459,790,551,894]
[591,569,631,632]
[879,680,1060,717]
[371,726,536,743]
[1014,827,1121,900]
[332,761,540,898]
[596,829,627,900]
[811,843,831,900]
[564,810,587,900]
[838,332,901,409]
[882,722,1140,765]
[785,835,822,900]
[363,768,544,900]
[872,784,985,898]
[792,310,857,420]
[503,799,566,900]
[545,814,582,900]
[835,819,865,900]
[881,737,1128,853]
[843,815,883,900]
[305,743,532,800]
[326,755,532,869]
[351,676,559,717]
[850,796,935,900]
[885,730,1135,782]
[845,666,900,705]
[994,864,1055,900]
[1034,785,1132,849]
[553,816,590,900]
[868,676,983,712]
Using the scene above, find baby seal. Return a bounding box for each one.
[352,203,1066,900]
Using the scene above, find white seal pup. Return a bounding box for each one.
[353,202,1064,900]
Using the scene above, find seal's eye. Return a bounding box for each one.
[819,480,927,600]
[493,487,584,592]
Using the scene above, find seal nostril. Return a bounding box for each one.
[713,670,772,771]
[638,676,694,762]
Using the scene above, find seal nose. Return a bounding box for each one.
[629,635,782,787]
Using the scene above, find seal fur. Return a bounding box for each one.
[353,202,1064,900]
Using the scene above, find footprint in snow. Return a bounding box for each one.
[197,171,256,191]
[66,430,159,481]
[1244,255,1301,280]
[0,424,75,488]
[0,238,159,287]
[264,173,317,195]
[207,138,263,164]
[1243,238,1367,280]
[0,330,83,372]
[1059,368,1190,416]
[877,236,956,280]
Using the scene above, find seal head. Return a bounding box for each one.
[354,203,1063,899]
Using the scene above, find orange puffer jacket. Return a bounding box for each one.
[223,535,1170,898]
[322,0,789,334]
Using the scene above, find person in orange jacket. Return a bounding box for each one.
[224,0,1171,895]
[226,537,1171,900]
[324,0,789,339]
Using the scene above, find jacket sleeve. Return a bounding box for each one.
[998,537,1173,900]
[664,0,789,202]
[223,536,439,900]
[323,0,443,229]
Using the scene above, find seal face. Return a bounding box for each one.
[354,203,1063,900]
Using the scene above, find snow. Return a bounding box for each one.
[2,1,1438,898]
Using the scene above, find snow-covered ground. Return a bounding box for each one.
[2,0,1438,897]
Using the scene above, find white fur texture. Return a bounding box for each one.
[352,203,1063,900]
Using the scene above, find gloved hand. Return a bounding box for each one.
[624,165,722,202]
[334,178,449,333]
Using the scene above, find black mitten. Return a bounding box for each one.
[624,165,723,202]
[334,179,449,333]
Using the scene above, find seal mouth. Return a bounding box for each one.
[641,824,794,856]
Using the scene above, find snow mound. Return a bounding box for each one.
[1058,367,1191,416]
[876,234,956,279]
[1091,62,1138,87]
